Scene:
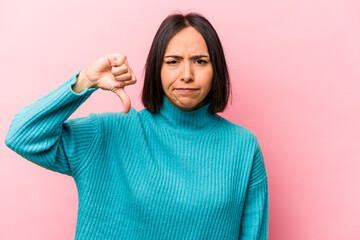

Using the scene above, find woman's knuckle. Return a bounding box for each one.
[120,65,128,73]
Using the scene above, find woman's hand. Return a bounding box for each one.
[73,53,137,114]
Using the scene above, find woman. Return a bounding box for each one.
[6,13,268,239]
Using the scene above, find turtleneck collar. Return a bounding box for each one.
[154,96,220,132]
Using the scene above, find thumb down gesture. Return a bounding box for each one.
[73,54,137,114]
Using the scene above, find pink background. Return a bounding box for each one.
[1,0,359,239]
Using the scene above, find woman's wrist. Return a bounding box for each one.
[72,70,96,93]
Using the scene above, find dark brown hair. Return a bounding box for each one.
[142,13,230,114]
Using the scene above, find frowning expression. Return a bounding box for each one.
[161,27,213,111]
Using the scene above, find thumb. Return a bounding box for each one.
[114,88,131,115]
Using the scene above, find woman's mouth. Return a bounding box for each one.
[174,88,199,93]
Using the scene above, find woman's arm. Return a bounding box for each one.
[5,54,137,176]
[5,72,98,175]
[239,180,269,239]
[239,142,269,239]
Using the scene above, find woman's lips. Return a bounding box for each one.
[174,88,199,93]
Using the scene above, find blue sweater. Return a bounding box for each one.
[6,72,268,239]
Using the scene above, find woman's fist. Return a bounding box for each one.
[73,54,137,114]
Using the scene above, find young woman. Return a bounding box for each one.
[6,13,268,239]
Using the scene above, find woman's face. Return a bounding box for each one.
[161,27,213,111]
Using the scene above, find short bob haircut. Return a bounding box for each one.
[142,13,230,114]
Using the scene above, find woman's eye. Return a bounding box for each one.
[165,60,179,64]
[195,59,208,64]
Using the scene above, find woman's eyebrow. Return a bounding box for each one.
[191,55,209,60]
[164,55,209,59]
[164,55,183,59]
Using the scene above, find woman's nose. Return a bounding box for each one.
[181,61,193,82]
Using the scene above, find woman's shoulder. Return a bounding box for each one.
[216,115,260,145]
[217,115,255,134]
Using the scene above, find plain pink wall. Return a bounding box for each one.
[1,0,359,239]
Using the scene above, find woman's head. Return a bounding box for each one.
[142,13,230,113]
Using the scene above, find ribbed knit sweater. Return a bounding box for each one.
[5,72,268,240]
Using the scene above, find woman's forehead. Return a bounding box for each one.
[164,27,209,56]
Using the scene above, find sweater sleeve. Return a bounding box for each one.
[5,71,98,177]
[239,141,269,240]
